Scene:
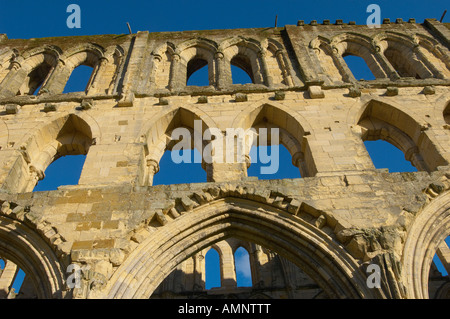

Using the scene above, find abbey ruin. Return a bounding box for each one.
[0,17,449,299]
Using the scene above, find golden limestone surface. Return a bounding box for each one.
[0,18,449,299]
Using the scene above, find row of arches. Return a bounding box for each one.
[151,237,326,299]
[310,31,450,82]
[3,98,449,193]
[0,43,124,97]
[1,31,448,99]
[150,36,295,90]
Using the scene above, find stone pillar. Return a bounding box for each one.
[25,165,45,192]
[214,51,231,89]
[275,49,294,86]
[0,260,17,299]
[148,53,162,87]
[0,61,25,97]
[193,253,204,290]
[436,241,450,276]
[41,60,72,95]
[292,151,306,178]
[146,158,160,186]
[413,46,446,79]
[87,57,107,93]
[373,47,401,80]
[330,46,356,83]
[168,53,182,91]
[405,147,428,172]
[258,50,273,87]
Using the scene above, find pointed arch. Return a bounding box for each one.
[1,45,61,96]
[231,101,315,177]
[402,190,450,298]
[105,197,374,299]
[357,99,448,172]
[373,31,434,79]
[41,43,107,95]
[174,38,218,87]
[311,33,386,82]
[0,214,66,298]
[4,113,97,193]
[219,36,265,85]
[139,107,217,185]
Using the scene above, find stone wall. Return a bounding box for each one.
[0,18,449,299]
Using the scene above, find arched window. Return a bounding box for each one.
[234,247,252,287]
[18,62,53,96]
[152,149,206,185]
[364,140,417,173]
[33,154,86,191]
[247,144,302,179]
[384,48,421,79]
[186,58,209,86]
[63,64,94,93]
[343,54,376,80]
[231,56,254,84]
[358,100,447,172]
[205,248,221,289]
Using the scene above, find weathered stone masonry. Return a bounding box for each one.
[0,18,449,299]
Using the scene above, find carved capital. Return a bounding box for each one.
[214,51,224,60]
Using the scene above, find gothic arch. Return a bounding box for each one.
[0,45,61,96]
[175,38,218,87]
[402,190,450,299]
[219,36,265,85]
[138,106,217,185]
[231,101,315,177]
[311,33,387,82]
[41,43,107,95]
[415,33,450,78]
[373,31,434,79]
[356,99,448,171]
[104,197,374,299]
[0,212,66,298]
[5,112,97,193]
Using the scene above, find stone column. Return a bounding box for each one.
[214,51,231,89]
[258,49,273,87]
[0,260,18,299]
[330,46,356,83]
[87,57,107,94]
[168,53,182,91]
[146,158,160,186]
[292,151,306,178]
[275,49,294,86]
[436,241,450,276]
[0,61,26,97]
[373,47,401,80]
[413,46,446,79]
[41,60,72,95]
[148,53,162,87]
[405,147,428,172]
[25,165,45,192]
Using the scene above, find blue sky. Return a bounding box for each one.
[0,0,448,39]
[1,0,448,295]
